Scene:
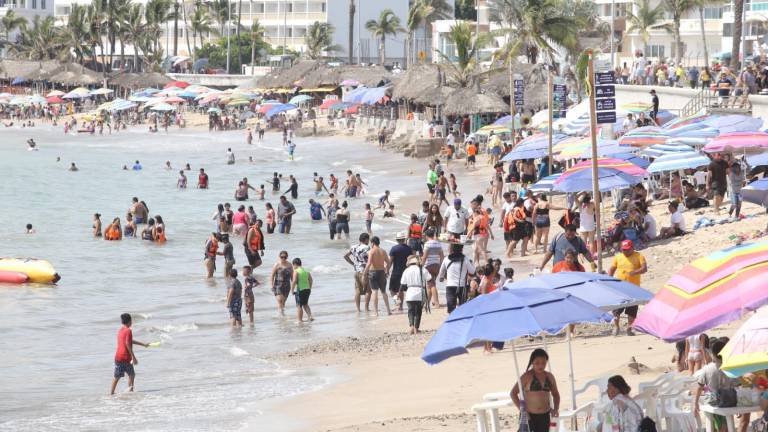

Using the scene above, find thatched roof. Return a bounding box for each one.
[246,60,323,89]
[306,65,392,88]
[413,85,453,105]
[111,72,171,88]
[443,88,509,116]
[483,63,549,110]
[49,63,101,85]
[392,63,442,100]
[0,59,60,80]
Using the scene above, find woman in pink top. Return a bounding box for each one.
[265,203,276,234]
[232,205,249,236]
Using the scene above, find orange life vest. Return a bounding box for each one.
[248,227,262,251]
[155,228,167,243]
[503,211,516,232]
[409,223,423,239]
[206,238,218,258]
[105,226,121,240]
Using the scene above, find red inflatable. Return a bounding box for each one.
[0,271,30,284]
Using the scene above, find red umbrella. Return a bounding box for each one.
[46,96,64,104]
[164,96,186,104]
[258,103,279,114]
[344,104,360,114]
[164,81,189,89]
[319,98,340,109]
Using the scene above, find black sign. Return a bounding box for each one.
[552,83,568,120]
[596,111,617,124]
[513,78,524,107]
[594,71,615,85]
[594,85,615,98]
[595,98,616,111]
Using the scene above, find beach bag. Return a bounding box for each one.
[705,388,738,408]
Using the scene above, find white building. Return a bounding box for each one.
[0,0,55,41]
[53,0,420,67]
[722,0,768,63]
[594,0,724,67]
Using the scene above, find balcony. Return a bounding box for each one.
[240,11,326,22]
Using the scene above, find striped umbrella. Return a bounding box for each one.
[619,127,669,147]
[554,136,626,161]
[620,101,652,113]
[529,174,562,192]
[647,152,711,173]
[640,142,695,158]
[703,131,768,154]
[565,157,649,177]
[662,112,710,129]
[553,167,642,192]
[475,124,511,137]
[720,308,768,378]
[633,241,768,342]
[501,134,568,162]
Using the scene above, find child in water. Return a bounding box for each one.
[287,140,296,160]
[242,265,258,324]
[365,204,374,234]
[383,204,395,218]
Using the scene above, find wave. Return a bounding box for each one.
[148,323,199,334]
[229,346,249,357]
[311,264,345,274]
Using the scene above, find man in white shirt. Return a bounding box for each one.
[443,199,470,239]
[438,243,476,313]
[693,170,708,188]
[400,255,433,334]
[660,201,686,238]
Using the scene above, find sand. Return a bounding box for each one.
[263,134,768,431]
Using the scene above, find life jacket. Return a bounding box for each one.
[248,227,262,251]
[476,213,489,236]
[155,228,167,243]
[105,226,121,240]
[503,211,517,232]
[206,238,218,258]
[409,223,423,239]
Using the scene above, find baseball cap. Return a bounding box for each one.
[621,239,634,251]
[453,198,462,205]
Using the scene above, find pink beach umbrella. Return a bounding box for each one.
[703,131,768,154]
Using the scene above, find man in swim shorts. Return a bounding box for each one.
[364,236,391,316]
[110,313,148,395]
[344,233,371,312]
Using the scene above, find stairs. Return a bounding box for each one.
[679,86,752,117]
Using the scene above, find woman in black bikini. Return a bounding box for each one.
[511,349,560,432]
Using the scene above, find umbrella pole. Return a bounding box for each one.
[566,331,577,411]
[512,339,526,404]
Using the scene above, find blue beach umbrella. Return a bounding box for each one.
[529,174,562,193]
[421,288,613,410]
[501,134,568,162]
[553,167,642,193]
[611,153,650,169]
[746,153,768,167]
[266,103,297,119]
[647,152,711,173]
[11,77,26,85]
[289,94,312,104]
[503,272,653,311]
[742,178,768,207]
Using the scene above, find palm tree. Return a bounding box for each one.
[1,10,27,42]
[145,0,177,54]
[107,0,132,71]
[436,21,494,88]
[304,21,341,59]
[731,0,743,69]
[488,0,582,64]
[348,0,355,63]
[365,9,403,65]
[662,0,693,65]
[84,2,107,72]
[209,0,230,36]
[249,19,264,65]
[59,4,91,65]
[191,1,215,51]
[182,0,193,64]
[121,3,146,70]
[692,0,719,67]
[405,2,424,68]
[625,0,667,57]
[415,0,451,62]
[12,16,61,60]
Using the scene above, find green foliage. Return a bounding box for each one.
[195,32,272,70]
[304,21,342,59]
[437,21,495,88]
[454,0,477,20]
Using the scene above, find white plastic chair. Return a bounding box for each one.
[472,398,512,432]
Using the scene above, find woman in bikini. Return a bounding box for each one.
[511,349,560,432]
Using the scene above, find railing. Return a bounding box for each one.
[679,86,713,117]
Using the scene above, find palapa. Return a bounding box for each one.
[49,63,101,86]
[442,88,508,116]
[483,63,549,110]
[0,59,60,80]
[112,72,171,88]
[243,60,323,89]
[391,63,441,100]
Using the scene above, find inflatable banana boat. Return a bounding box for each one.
[0,258,60,284]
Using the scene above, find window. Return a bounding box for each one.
[321,1,326,12]
[286,2,292,12]
[31,0,36,8]
[704,6,723,18]
[751,2,768,10]
[286,27,293,37]
[644,44,665,58]
[723,22,732,37]
[41,0,45,8]
[253,2,264,13]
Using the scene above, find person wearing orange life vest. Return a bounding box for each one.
[505,199,530,259]
[204,232,220,278]
[466,207,494,265]
[104,217,123,241]
[244,219,265,269]
[407,214,424,253]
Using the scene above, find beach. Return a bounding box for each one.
[1,119,766,431]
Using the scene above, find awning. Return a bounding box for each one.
[271,88,294,94]
[300,86,338,93]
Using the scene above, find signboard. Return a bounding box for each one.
[513,73,524,109]
[593,64,616,125]
[552,80,568,120]
[595,98,615,111]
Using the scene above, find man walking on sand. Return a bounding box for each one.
[344,233,372,312]
[110,313,149,395]
[608,240,647,336]
[365,236,392,316]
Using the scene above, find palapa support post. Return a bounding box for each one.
[509,60,516,144]
[547,72,553,176]
[587,50,604,273]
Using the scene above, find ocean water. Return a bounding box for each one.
[0,124,422,431]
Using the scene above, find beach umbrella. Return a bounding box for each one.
[619,127,669,148]
[663,112,710,129]
[633,241,768,342]
[704,132,768,154]
[646,152,711,173]
[475,124,511,137]
[611,153,649,169]
[640,142,694,158]
[207,107,222,114]
[503,272,653,311]
[700,115,763,134]
[665,123,720,139]
[746,152,768,167]
[319,98,341,109]
[227,98,251,106]
[554,137,625,161]
[720,308,768,378]
[344,104,360,114]
[655,110,678,126]
[620,101,652,113]
[742,178,768,207]
[90,87,113,96]
[529,174,562,193]
[149,103,176,112]
[501,134,568,162]
[266,103,297,118]
[46,96,64,104]
[27,95,47,104]
[134,88,160,97]
[567,157,649,177]
[330,101,352,111]
[128,95,152,103]
[46,90,65,97]
[421,288,613,409]
[553,167,642,193]
[289,94,312,104]
[164,80,189,89]
[164,96,186,104]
